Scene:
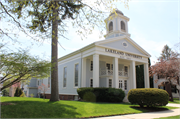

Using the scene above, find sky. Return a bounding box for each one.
[1,0,180,65]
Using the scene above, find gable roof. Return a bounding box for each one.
[95,35,151,57]
[58,35,151,61]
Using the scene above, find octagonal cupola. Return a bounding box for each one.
[105,9,130,39]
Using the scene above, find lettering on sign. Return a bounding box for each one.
[105,48,142,59]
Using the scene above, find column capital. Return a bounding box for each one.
[93,53,99,56]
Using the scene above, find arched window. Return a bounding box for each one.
[121,21,126,31]
[109,21,113,32]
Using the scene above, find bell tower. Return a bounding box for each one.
[104,9,130,39]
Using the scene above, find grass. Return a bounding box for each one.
[154,115,180,119]
[0,97,178,118]
[169,98,180,104]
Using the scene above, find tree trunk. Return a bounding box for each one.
[50,1,59,101]
[165,82,173,101]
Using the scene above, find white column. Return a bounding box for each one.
[93,54,99,87]
[113,57,118,88]
[144,63,150,88]
[81,58,86,87]
[130,60,136,89]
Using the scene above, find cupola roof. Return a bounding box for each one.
[109,9,124,16]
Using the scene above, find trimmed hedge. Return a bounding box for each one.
[128,88,169,107]
[77,87,125,102]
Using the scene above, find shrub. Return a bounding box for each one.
[20,92,26,97]
[30,93,34,98]
[77,87,125,103]
[128,88,169,107]
[14,88,23,97]
[83,92,96,102]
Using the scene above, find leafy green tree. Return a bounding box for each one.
[148,58,154,88]
[136,58,153,88]
[0,49,51,90]
[1,0,129,101]
[136,65,144,88]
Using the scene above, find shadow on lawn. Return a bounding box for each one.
[1,100,81,118]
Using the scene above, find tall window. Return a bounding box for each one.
[109,21,113,32]
[75,64,79,87]
[37,80,39,86]
[121,21,125,31]
[90,61,93,71]
[124,66,128,72]
[106,63,110,70]
[119,80,122,89]
[124,66,128,76]
[48,77,50,88]
[124,80,127,90]
[106,63,113,70]
[90,79,93,87]
[63,67,67,87]
[109,79,112,88]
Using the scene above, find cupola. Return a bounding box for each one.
[104,9,130,39]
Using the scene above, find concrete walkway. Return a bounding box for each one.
[92,103,180,119]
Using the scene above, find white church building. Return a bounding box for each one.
[42,10,151,101]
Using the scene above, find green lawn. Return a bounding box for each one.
[169,98,180,104]
[155,115,180,119]
[0,97,178,118]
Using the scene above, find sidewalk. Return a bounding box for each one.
[92,103,180,119]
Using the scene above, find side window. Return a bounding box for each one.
[63,67,67,87]
[74,64,79,87]
[121,21,125,31]
[109,21,113,32]
[90,61,93,71]
[48,77,50,88]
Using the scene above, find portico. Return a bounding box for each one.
[81,49,150,92]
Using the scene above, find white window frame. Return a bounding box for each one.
[119,79,128,90]
[119,80,123,89]
[74,63,79,87]
[63,66,67,88]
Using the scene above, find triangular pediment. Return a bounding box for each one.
[95,35,151,57]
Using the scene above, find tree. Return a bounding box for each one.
[38,83,49,100]
[0,49,51,90]
[149,56,180,101]
[136,65,144,88]
[159,44,175,60]
[148,58,154,88]
[1,0,129,101]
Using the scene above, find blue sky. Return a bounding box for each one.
[1,0,179,65]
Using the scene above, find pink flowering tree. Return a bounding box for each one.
[38,83,49,100]
[149,57,180,101]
